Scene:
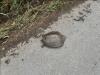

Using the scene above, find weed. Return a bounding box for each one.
[0,0,64,40]
[47,0,64,12]
[0,28,9,39]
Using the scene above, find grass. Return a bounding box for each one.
[47,0,64,12]
[0,28,9,39]
[0,0,25,13]
[0,0,64,41]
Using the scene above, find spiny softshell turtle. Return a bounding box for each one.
[41,31,66,48]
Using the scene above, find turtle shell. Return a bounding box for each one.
[41,31,66,48]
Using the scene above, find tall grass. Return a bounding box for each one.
[0,0,64,40]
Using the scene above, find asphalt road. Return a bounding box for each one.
[1,0,100,75]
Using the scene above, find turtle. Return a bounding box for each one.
[41,31,66,48]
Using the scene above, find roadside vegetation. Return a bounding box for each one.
[0,0,64,41]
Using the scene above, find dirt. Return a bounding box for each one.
[0,0,87,58]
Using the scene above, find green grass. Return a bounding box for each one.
[0,27,9,39]
[0,0,64,40]
[47,0,64,12]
